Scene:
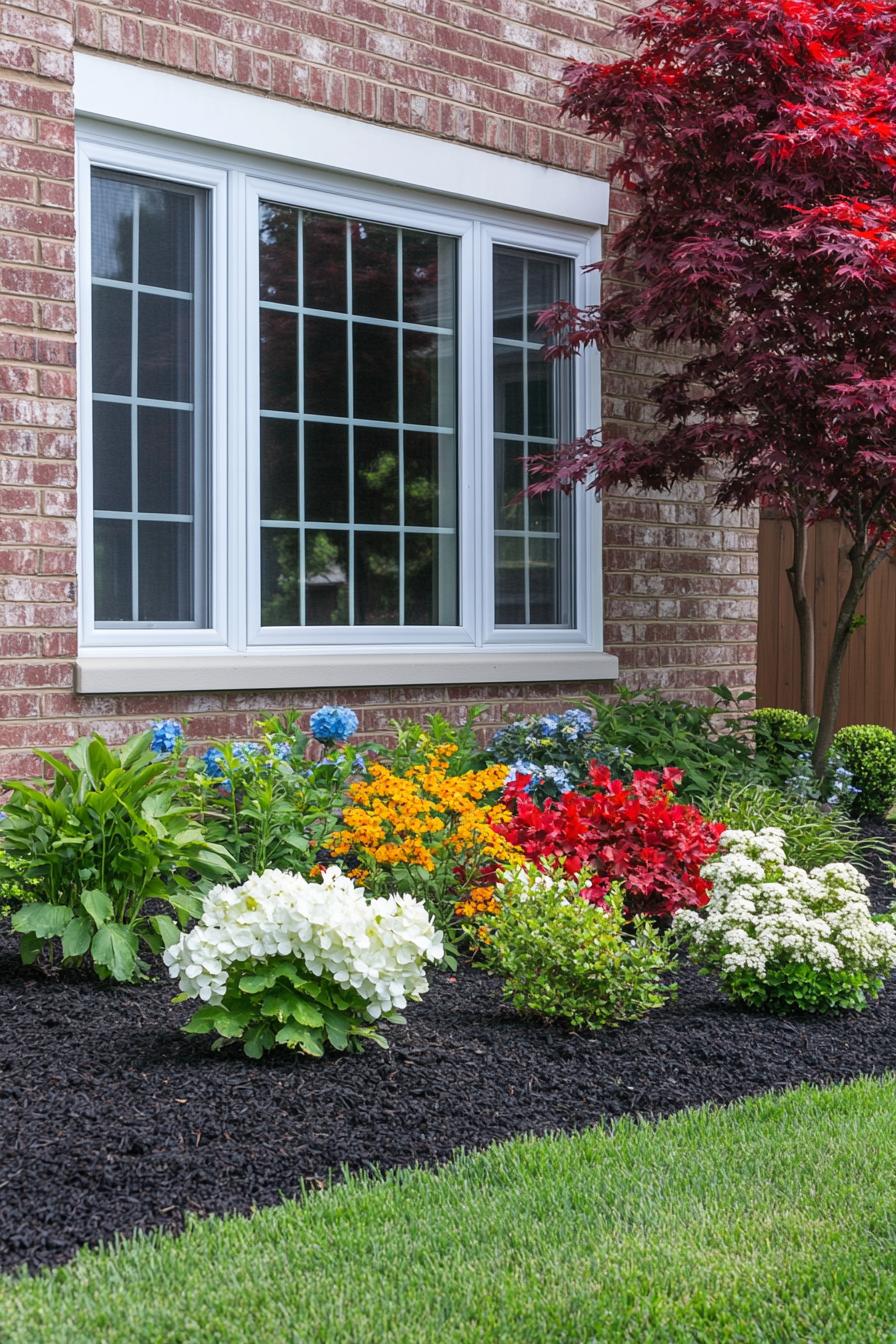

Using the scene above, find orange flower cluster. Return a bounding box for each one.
[329,745,521,877]
[454,885,501,920]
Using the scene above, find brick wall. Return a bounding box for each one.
[0,0,758,776]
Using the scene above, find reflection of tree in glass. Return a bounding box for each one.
[306,531,348,625]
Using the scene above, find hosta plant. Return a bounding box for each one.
[675,828,896,1014]
[164,866,444,1057]
[0,732,235,981]
[480,862,676,1030]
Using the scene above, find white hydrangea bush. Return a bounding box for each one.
[674,827,896,1013]
[164,866,444,1057]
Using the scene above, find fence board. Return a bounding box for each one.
[758,516,896,729]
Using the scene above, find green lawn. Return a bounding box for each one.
[4,1077,896,1343]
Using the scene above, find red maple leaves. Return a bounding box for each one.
[529,0,896,555]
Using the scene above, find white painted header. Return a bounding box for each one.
[73,53,609,227]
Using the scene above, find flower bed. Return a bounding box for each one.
[1,822,895,1274]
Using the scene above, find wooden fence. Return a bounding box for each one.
[757,516,896,729]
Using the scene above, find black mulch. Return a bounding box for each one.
[2,824,895,1273]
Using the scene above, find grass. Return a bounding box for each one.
[4,1079,896,1343]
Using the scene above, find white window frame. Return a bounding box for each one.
[73,57,617,694]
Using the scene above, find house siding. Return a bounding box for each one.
[0,0,758,774]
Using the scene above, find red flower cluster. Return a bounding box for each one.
[494,763,725,919]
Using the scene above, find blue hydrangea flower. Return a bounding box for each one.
[543,764,573,794]
[559,708,594,740]
[310,705,359,743]
[203,747,225,778]
[271,741,292,762]
[232,741,262,764]
[150,718,184,755]
[539,714,561,736]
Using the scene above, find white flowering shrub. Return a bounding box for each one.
[164,866,444,1057]
[675,827,896,1013]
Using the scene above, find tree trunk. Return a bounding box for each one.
[811,537,868,776]
[785,514,816,717]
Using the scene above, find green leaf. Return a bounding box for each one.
[62,915,93,958]
[274,1023,325,1055]
[181,1004,221,1035]
[149,913,182,950]
[212,1007,254,1039]
[18,932,41,966]
[80,887,113,927]
[321,1009,350,1051]
[91,922,138,982]
[260,988,324,1028]
[11,903,73,939]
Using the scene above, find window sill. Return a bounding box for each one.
[75,650,619,695]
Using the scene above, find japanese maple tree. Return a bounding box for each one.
[532,0,896,774]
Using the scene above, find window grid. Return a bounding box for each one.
[493,249,572,629]
[91,176,206,627]
[258,207,458,628]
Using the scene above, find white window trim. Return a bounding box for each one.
[74,59,618,694]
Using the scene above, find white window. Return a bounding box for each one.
[74,64,616,693]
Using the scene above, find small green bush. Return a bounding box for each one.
[704,781,871,871]
[752,708,814,777]
[483,864,676,1029]
[832,724,896,818]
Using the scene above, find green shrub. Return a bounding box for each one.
[832,724,896,818]
[704,781,872,871]
[582,685,754,805]
[482,864,676,1029]
[751,708,814,782]
[0,732,235,981]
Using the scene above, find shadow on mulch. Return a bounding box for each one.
[2,825,894,1274]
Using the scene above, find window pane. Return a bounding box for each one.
[353,323,397,422]
[492,250,524,340]
[138,185,193,291]
[260,309,298,413]
[355,532,400,624]
[495,536,526,625]
[403,232,453,327]
[492,245,574,629]
[94,518,132,621]
[405,534,457,624]
[138,521,194,621]
[260,418,299,522]
[355,427,398,525]
[403,331,453,428]
[305,529,348,625]
[89,168,207,630]
[351,221,397,320]
[259,201,298,305]
[91,284,132,396]
[138,407,192,515]
[91,176,133,281]
[405,432,456,529]
[304,422,348,523]
[304,316,347,417]
[257,204,460,629]
[304,212,346,312]
[493,345,524,436]
[137,293,192,402]
[261,528,299,626]
[92,401,131,513]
